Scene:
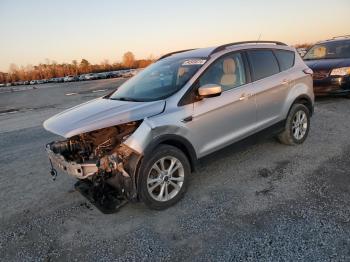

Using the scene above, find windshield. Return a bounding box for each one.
[110,57,206,102]
[304,40,350,60]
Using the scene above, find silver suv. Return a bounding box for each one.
[44,41,314,212]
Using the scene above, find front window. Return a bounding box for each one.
[110,57,206,102]
[304,40,350,60]
[198,52,246,91]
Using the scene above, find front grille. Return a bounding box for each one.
[313,69,330,80]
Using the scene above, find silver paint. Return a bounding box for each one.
[44,43,314,160]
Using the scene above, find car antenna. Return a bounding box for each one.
[256,33,262,44]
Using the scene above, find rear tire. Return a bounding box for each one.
[139,145,190,210]
[278,104,310,145]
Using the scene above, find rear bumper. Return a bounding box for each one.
[313,76,350,96]
[46,143,97,179]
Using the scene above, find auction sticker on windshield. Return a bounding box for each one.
[182,59,207,66]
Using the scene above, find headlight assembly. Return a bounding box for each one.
[330,67,350,76]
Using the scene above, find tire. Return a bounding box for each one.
[278,104,310,145]
[138,145,190,210]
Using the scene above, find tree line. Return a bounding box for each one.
[0,44,315,84]
[294,43,314,49]
[0,51,154,84]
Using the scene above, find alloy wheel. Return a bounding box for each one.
[147,156,185,202]
[292,110,308,140]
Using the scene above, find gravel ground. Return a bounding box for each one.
[0,79,349,261]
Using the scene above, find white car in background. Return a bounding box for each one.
[84,73,98,80]
[64,75,77,82]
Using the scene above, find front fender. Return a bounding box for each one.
[124,119,198,170]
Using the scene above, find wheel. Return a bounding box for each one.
[277,104,310,145]
[139,145,190,210]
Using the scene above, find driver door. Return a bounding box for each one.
[189,52,257,158]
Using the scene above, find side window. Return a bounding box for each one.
[274,50,295,71]
[247,50,280,81]
[198,53,246,92]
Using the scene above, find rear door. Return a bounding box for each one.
[246,49,294,128]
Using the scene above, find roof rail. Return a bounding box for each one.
[209,40,287,56]
[157,49,196,61]
[331,35,350,40]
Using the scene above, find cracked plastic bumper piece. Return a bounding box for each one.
[46,143,98,179]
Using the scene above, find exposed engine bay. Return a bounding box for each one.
[47,122,142,213]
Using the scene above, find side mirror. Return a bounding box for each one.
[198,84,222,98]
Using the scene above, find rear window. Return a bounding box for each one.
[247,50,280,81]
[274,50,295,71]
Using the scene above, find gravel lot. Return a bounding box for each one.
[0,79,349,261]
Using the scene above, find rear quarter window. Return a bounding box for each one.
[247,50,280,81]
[274,50,295,71]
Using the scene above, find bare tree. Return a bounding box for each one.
[72,60,78,75]
[80,59,90,74]
[294,43,314,49]
[122,51,135,68]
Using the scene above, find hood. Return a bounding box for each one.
[305,58,350,71]
[43,97,165,138]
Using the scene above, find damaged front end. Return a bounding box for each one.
[46,122,142,213]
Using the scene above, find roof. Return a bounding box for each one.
[160,41,288,61]
[160,47,216,60]
[317,35,350,44]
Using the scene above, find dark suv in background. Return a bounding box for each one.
[303,36,350,96]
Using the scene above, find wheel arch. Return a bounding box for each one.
[289,95,314,116]
[143,134,198,172]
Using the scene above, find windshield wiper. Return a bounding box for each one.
[110,97,143,102]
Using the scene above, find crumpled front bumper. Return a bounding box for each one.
[46,143,98,179]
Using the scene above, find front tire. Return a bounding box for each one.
[139,145,190,210]
[278,104,310,145]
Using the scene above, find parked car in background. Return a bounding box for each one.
[297,48,307,57]
[44,41,314,212]
[120,69,134,78]
[64,75,78,82]
[84,73,98,80]
[29,80,37,85]
[303,35,350,96]
[105,72,114,78]
[97,72,107,79]
[78,74,87,81]
[110,71,122,78]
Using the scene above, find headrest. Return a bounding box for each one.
[178,67,189,77]
[223,58,236,74]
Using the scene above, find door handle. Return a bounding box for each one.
[239,93,252,101]
[181,116,193,123]
[282,79,290,85]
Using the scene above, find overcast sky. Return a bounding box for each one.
[0,0,349,71]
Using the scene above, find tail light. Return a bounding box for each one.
[303,68,313,75]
